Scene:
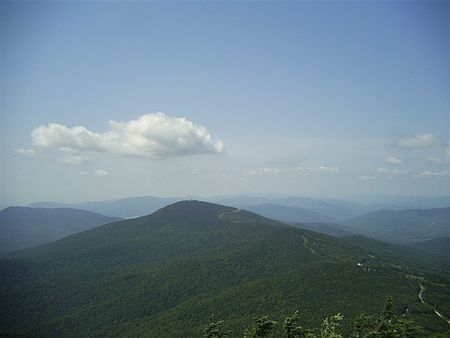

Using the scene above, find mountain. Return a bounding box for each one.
[290,222,356,238]
[244,203,337,223]
[1,201,449,337]
[0,207,121,254]
[29,195,181,218]
[347,195,450,210]
[214,195,365,220]
[344,207,450,244]
[408,237,450,257]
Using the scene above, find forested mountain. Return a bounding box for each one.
[1,201,449,337]
[344,207,450,244]
[0,207,121,254]
[290,222,356,238]
[408,237,450,257]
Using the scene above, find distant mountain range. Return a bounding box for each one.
[1,201,449,337]
[214,196,368,220]
[244,203,338,223]
[29,196,181,218]
[0,207,121,254]
[5,194,447,248]
[344,207,450,244]
[289,222,356,238]
[345,195,450,210]
[24,194,450,220]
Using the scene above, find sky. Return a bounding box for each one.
[1,1,449,205]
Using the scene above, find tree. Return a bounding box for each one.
[353,298,422,337]
[284,311,305,338]
[203,317,231,338]
[320,313,344,338]
[244,315,278,337]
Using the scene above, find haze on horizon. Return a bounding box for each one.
[1,1,449,206]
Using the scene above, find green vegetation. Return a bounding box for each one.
[1,201,449,337]
[204,299,423,337]
[408,238,450,258]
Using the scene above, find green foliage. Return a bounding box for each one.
[207,299,426,338]
[353,298,422,337]
[203,317,231,338]
[284,311,305,338]
[320,313,344,338]
[243,315,278,337]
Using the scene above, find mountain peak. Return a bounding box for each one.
[152,200,236,218]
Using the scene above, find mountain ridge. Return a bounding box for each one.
[0,206,121,254]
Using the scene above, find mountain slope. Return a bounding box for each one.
[408,237,450,257]
[0,207,121,254]
[29,196,181,218]
[344,207,450,244]
[290,222,356,237]
[1,201,449,337]
[244,203,337,223]
[213,196,364,220]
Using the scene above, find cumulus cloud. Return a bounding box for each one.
[385,156,402,165]
[15,148,36,158]
[415,170,450,177]
[30,112,224,160]
[396,133,439,149]
[60,150,91,165]
[376,167,408,176]
[94,169,109,177]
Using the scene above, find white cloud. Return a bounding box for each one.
[241,167,281,176]
[376,167,408,176]
[396,133,439,149]
[15,148,36,158]
[30,112,224,160]
[94,169,109,177]
[241,165,339,177]
[80,171,87,176]
[359,175,376,180]
[296,165,340,175]
[60,150,91,165]
[415,170,450,177]
[385,156,402,165]
[425,156,447,164]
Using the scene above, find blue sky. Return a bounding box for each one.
[1,1,449,204]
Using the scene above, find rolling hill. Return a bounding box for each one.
[1,201,449,337]
[0,207,121,254]
[344,207,450,244]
